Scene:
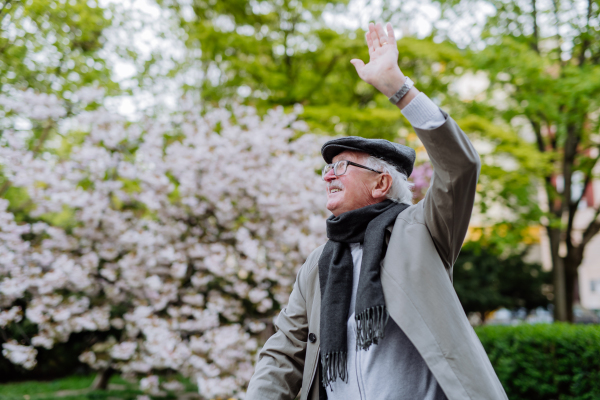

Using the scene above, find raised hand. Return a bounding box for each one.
[351,22,417,107]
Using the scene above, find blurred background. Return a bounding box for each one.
[1,0,600,398]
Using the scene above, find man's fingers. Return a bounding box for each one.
[366,32,374,53]
[375,22,389,46]
[386,23,397,46]
[369,23,381,48]
[350,59,365,76]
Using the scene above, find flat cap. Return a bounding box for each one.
[321,136,416,177]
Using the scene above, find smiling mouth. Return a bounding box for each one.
[329,188,342,194]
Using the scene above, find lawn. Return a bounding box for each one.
[0,374,200,400]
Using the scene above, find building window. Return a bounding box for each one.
[591,280,600,293]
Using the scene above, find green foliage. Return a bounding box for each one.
[0,372,198,399]
[0,0,117,97]
[454,241,551,319]
[476,324,600,400]
[457,114,551,228]
[158,0,467,140]
[0,374,142,399]
[0,374,97,398]
[437,0,600,320]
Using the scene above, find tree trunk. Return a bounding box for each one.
[553,258,569,321]
[91,367,114,390]
[564,258,580,323]
[564,255,583,322]
[548,228,568,321]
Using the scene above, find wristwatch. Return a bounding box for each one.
[388,77,414,105]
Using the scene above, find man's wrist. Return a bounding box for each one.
[377,69,406,98]
[376,71,420,109]
[395,87,419,110]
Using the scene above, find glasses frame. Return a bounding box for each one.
[322,160,383,180]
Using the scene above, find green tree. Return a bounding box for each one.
[454,241,551,322]
[156,0,467,140]
[437,0,600,321]
[0,0,116,97]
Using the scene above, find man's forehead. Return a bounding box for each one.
[332,150,369,163]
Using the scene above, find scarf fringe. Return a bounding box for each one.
[321,351,348,389]
[355,305,389,351]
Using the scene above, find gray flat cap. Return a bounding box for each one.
[321,136,416,177]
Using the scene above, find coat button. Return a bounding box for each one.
[308,333,317,343]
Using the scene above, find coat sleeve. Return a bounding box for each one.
[414,111,481,270]
[246,264,309,400]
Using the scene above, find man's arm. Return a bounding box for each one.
[413,111,480,268]
[401,92,479,268]
[246,265,309,399]
[351,22,481,268]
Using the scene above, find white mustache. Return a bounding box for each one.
[327,181,344,192]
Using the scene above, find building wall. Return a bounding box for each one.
[579,234,600,310]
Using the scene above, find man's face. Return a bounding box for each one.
[324,151,384,216]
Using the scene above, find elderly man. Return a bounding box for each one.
[246,22,508,400]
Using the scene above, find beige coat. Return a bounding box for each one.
[246,113,508,400]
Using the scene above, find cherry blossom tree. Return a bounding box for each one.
[0,90,327,398]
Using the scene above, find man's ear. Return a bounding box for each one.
[372,173,393,199]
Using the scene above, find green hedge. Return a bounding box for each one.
[476,323,600,400]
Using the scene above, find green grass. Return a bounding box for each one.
[0,374,199,400]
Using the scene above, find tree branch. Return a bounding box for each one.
[33,122,53,154]
[282,6,299,85]
[562,122,581,248]
[529,115,562,217]
[551,0,566,68]
[578,0,593,67]
[531,0,539,53]
[571,152,600,211]
[0,180,10,197]
[529,116,545,152]
[302,54,342,102]
[581,205,600,248]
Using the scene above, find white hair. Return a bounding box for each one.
[365,156,414,205]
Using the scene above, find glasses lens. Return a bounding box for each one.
[334,160,348,177]
[322,164,333,179]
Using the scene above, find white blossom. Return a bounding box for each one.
[0,92,328,398]
[2,341,38,370]
[110,341,138,360]
[140,375,160,394]
[0,89,66,120]
[162,380,185,392]
[0,306,22,327]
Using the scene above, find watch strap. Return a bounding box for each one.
[388,77,414,104]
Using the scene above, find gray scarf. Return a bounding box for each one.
[318,199,409,389]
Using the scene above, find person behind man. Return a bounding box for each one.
[246,22,508,400]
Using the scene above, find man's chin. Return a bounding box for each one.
[326,200,344,216]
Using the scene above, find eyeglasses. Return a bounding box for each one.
[321,160,382,180]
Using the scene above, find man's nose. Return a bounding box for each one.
[323,168,336,182]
